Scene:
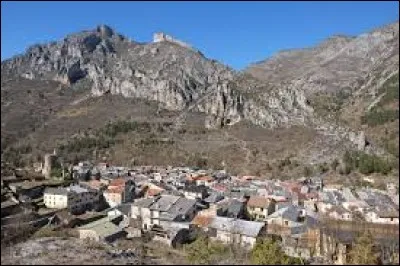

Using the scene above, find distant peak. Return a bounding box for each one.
[96,24,115,37]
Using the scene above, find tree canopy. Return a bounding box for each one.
[348,232,380,265]
[184,236,228,265]
[251,238,303,265]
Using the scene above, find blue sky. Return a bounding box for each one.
[1,1,399,70]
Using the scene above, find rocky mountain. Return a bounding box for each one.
[1,25,312,130]
[246,21,399,160]
[246,22,398,96]
[1,23,398,177]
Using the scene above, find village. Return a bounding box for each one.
[1,151,399,265]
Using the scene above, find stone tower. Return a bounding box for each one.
[42,153,57,179]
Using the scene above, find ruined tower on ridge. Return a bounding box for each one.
[42,149,58,179]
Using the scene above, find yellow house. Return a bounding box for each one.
[246,196,275,221]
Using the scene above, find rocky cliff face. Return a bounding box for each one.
[2,23,398,164]
[1,24,315,130]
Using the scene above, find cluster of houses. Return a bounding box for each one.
[2,160,399,264]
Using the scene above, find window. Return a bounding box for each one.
[284,220,289,226]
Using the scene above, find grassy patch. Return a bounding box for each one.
[57,120,172,163]
[377,73,399,106]
[309,89,351,119]
[361,109,399,126]
[56,106,92,118]
[362,73,399,127]
[32,227,73,239]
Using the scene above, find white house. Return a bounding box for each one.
[43,185,99,213]
[326,206,353,221]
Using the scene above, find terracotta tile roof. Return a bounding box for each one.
[247,196,270,208]
[194,176,214,182]
[105,187,124,194]
[109,178,126,187]
[191,214,213,227]
[146,188,164,197]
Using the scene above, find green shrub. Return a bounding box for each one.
[184,236,228,265]
[33,228,72,239]
[251,238,303,265]
[303,166,313,177]
[378,73,399,105]
[361,109,399,126]
[342,150,393,175]
[50,167,64,178]
[317,162,329,174]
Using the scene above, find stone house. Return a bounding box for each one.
[77,216,126,242]
[131,197,155,231]
[217,198,247,219]
[103,178,135,207]
[208,216,266,249]
[179,184,208,200]
[147,195,180,228]
[151,222,192,248]
[246,195,276,221]
[265,205,309,235]
[106,203,132,228]
[203,192,224,208]
[326,206,353,221]
[131,195,199,231]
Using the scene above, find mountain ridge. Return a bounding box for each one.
[1,21,398,177]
